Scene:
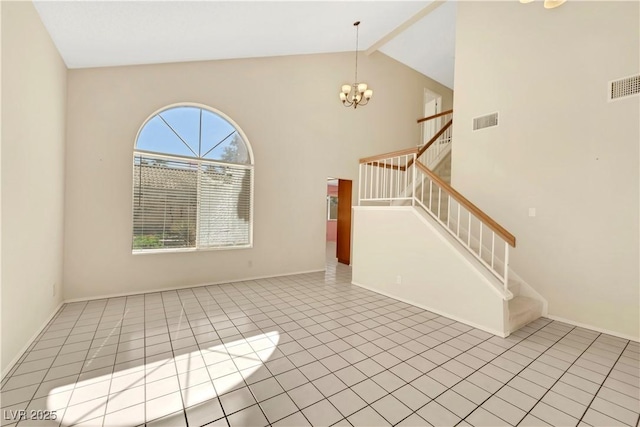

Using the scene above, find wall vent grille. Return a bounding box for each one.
[473,112,499,131]
[609,74,640,100]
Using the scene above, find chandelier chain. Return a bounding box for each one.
[339,20,372,109]
[354,22,359,84]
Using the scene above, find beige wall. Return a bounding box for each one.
[64,52,452,300]
[352,207,508,336]
[452,1,639,339]
[1,1,67,374]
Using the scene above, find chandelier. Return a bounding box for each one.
[339,21,373,109]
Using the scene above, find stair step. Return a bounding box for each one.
[429,151,452,183]
[508,280,521,296]
[509,296,542,333]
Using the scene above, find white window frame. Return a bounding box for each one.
[132,103,254,254]
[327,195,338,221]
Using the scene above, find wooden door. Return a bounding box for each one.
[336,179,352,265]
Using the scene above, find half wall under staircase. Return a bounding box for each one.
[352,111,546,337]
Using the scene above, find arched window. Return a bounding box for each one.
[132,105,253,252]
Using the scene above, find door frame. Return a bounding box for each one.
[423,88,442,145]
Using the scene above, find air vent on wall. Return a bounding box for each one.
[609,74,640,101]
[473,112,499,131]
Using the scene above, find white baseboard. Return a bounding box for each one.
[546,314,639,343]
[351,280,508,338]
[63,268,325,303]
[1,301,64,381]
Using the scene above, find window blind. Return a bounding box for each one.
[198,164,252,248]
[132,154,252,251]
[133,156,198,250]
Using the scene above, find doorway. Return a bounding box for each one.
[423,89,442,145]
[325,177,352,265]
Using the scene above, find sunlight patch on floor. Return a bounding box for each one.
[48,331,280,426]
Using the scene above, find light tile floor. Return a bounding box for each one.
[1,250,638,427]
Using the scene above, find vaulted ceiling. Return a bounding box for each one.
[33,1,456,88]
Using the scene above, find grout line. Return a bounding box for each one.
[177,286,241,427]
[54,300,110,426]
[512,331,605,426]
[99,298,138,426]
[193,269,399,426]
[3,302,89,425]
[2,264,637,427]
[158,290,193,426]
[142,295,148,426]
[215,278,327,426]
[247,307,538,426]
[458,324,582,426]
[576,340,633,426]
[388,319,555,426]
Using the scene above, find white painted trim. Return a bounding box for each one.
[132,102,256,252]
[1,302,65,381]
[63,269,325,303]
[133,102,255,164]
[132,244,252,256]
[365,1,446,56]
[546,315,639,343]
[351,280,508,338]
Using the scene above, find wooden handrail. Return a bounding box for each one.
[407,119,453,169]
[415,161,516,247]
[417,109,453,124]
[359,147,418,164]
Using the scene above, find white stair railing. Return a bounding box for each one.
[358,150,516,291]
[413,161,515,290]
[417,110,453,169]
[358,148,418,205]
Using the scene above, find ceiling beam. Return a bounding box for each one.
[365,0,447,56]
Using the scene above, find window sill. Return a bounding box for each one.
[132,244,252,255]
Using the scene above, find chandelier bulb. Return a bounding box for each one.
[544,0,566,8]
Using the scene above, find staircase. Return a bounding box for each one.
[354,110,546,337]
[414,151,451,221]
[431,151,451,184]
[509,294,543,333]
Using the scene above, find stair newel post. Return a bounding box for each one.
[411,153,417,207]
[503,241,510,292]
